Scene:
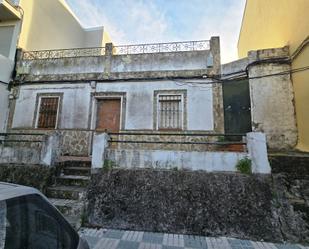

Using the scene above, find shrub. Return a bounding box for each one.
[236,157,252,174]
[102,160,117,171]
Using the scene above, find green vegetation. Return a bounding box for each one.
[236,157,252,174]
[217,136,226,142]
[103,159,117,171]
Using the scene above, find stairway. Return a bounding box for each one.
[46,156,91,229]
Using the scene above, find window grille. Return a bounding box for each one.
[37,97,59,129]
[158,95,182,130]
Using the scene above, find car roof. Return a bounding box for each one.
[0,182,41,201]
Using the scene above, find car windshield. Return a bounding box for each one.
[0,194,79,249]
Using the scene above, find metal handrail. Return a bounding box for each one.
[108,132,246,137]
[109,140,246,145]
[0,140,43,143]
[113,40,210,55]
[0,133,46,136]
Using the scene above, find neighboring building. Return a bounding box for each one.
[238,0,309,152]
[0,0,110,131]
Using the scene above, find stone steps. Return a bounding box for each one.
[63,166,91,176]
[46,156,91,230]
[49,198,83,216]
[56,175,90,187]
[47,185,86,200]
[58,156,92,168]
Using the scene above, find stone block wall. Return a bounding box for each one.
[59,130,92,156]
[6,129,92,157]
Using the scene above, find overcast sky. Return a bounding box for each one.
[66,0,246,64]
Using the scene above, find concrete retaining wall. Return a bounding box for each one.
[93,132,271,174]
[0,133,60,166]
[86,169,309,243]
[106,149,248,172]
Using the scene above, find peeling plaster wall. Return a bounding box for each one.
[111,51,210,73]
[11,81,215,131]
[248,47,297,150]
[106,149,248,171]
[22,56,105,76]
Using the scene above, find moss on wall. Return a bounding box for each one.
[0,164,55,194]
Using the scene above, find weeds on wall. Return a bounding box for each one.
[102,159,117,171]
[236,157,252,175]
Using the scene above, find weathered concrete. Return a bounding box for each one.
[92,133,109,170]
[0,54,14,83]
[247,132,271,173]
[0,133,60,165]
[93,132,269,174]
[11,80,217,132]
[221,57,248,76]
[86,169,309,243]
[0,145,41,164]
[16,37,220,82]
[0,82,9,132]
[20,56,105,76]
[248,47,297,150]
[106,149,248,171]
[41,132,61,166]
[221,46,298,151]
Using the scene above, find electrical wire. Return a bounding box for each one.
[171,65,309,86]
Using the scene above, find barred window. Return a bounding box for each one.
[158,95,182,130]
[37,97,59,129]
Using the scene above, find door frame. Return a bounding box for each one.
[90,92,126,132]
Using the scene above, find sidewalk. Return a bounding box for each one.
[79,228,308,249]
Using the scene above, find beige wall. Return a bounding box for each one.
[238,0,309,152]
[17,0,112,51]
[18,0,105,50]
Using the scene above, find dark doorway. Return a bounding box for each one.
[223,79,252,137]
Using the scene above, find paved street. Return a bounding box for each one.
[79,228,309,249]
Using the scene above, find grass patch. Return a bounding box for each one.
[236,157,252,174]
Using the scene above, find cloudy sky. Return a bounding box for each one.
[66,0,246,63]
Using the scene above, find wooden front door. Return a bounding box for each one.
[96,99,121,132]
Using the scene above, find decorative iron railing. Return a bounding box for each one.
[113,40,210,55]
[22,40,210,60]
[23,47,106,60]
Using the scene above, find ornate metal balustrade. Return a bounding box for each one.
[23,47,106,60]
[22,40,210,60]
[113,40,210,55]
